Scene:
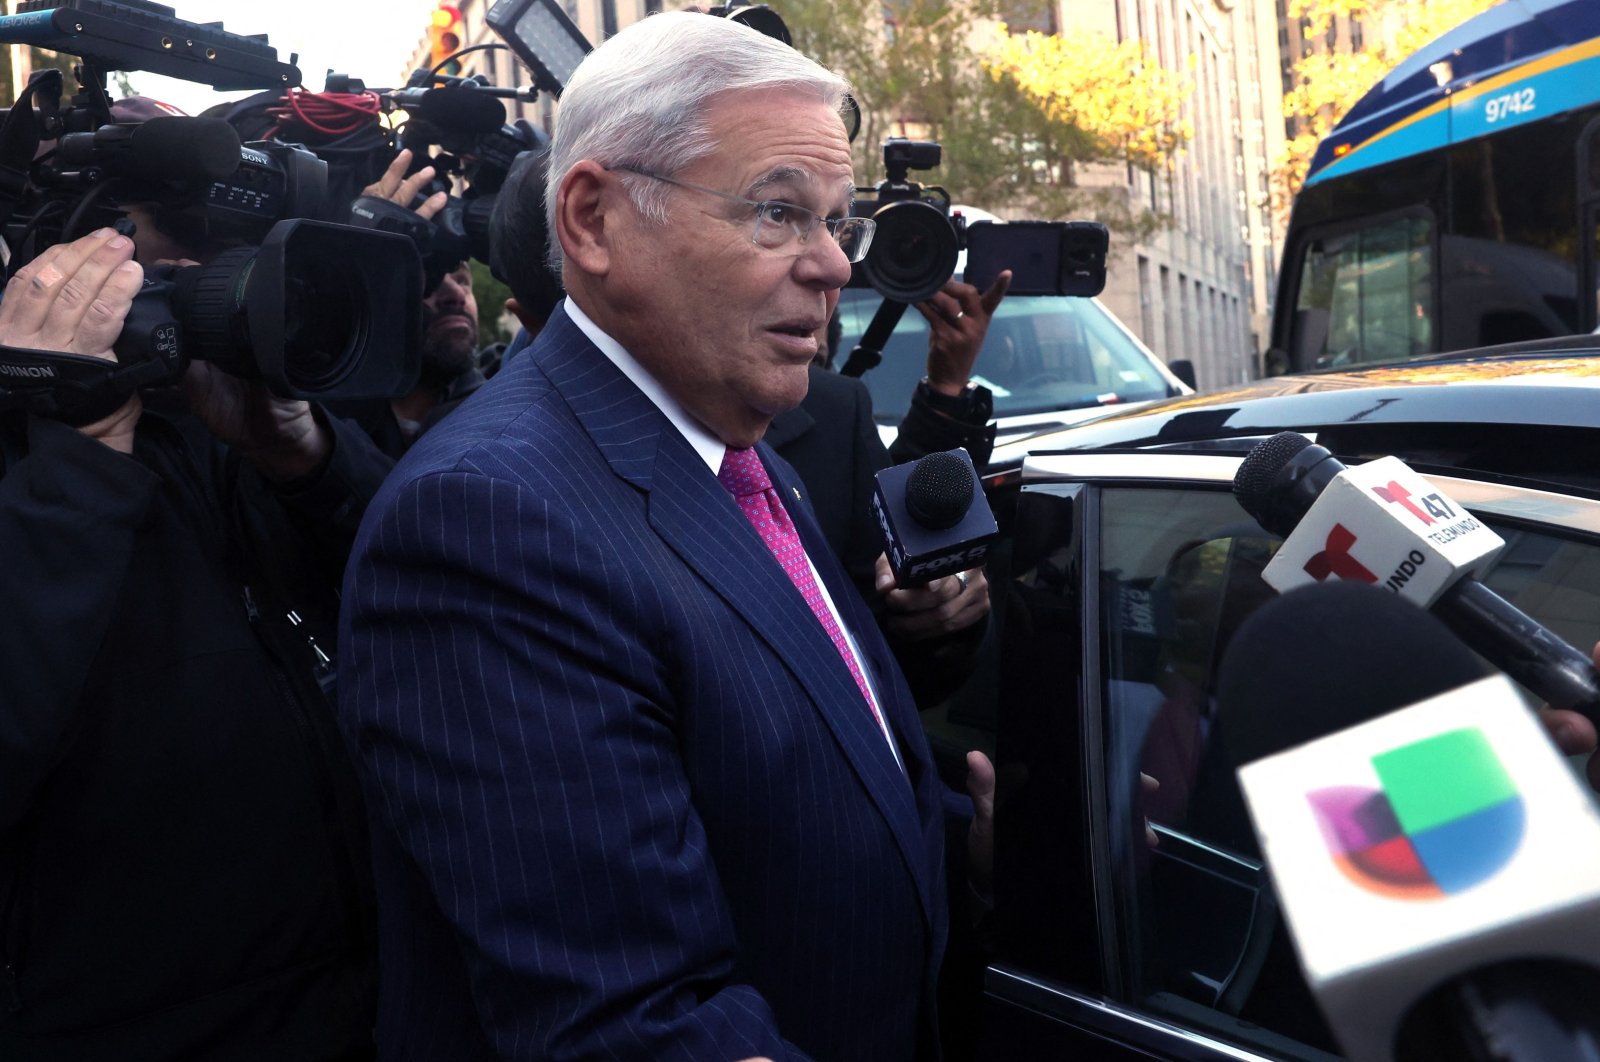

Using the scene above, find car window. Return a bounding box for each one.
[834,290,1173,422]
[1096,485,1600,1058]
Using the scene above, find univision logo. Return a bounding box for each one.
[1308,727,1525,899]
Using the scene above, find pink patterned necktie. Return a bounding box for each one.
[718,447,884,731]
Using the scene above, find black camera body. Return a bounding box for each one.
[850,138,964,304]
[354,73,551,293]
[850,136,1110,303]
[0,0,423,419]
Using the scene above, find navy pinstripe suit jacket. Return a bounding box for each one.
[338,306,950,1061]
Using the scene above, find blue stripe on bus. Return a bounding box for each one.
[1308,43,1600,186]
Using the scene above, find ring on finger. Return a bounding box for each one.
[955,570,969,589]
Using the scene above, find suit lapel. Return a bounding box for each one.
[537,312,934,932]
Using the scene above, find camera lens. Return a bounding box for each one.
[280,265,365,393]
[858,199,959,303]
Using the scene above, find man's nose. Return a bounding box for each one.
[795,226,853,290]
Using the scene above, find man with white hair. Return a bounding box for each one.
[339,11,992,1061]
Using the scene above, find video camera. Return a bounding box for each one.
[347,69,550,295]
[0,0,421,422]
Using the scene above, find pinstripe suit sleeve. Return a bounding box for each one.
[342,465,811,1062]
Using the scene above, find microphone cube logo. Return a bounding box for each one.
[1308,727,1525,899]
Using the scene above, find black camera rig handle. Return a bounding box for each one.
[839,297,908,378]
[0,342,172,425]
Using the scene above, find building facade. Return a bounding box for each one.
[1055,0,1285,388]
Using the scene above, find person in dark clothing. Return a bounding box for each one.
[332,153,493,457]
[0,226,386,1060]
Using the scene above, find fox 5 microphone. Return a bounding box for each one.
[1233,431,1600,723]
[1222,582,1600,1062]
[871,449,997,587]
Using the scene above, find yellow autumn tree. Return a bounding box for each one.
[984,28,1193,174]
[1277,0,1501,207]
[786,0,1194,230]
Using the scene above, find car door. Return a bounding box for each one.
[970,451,1600,1061]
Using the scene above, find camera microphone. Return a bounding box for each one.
[871,449,997,587]
[1233,432,1600,723]
[389,86,509,138]
[57,117,241,187]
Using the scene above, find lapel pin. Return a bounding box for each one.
[792,487,802,501]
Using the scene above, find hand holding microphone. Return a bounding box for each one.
[871,448,998,588]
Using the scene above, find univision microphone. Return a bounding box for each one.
[1222,582,1600,1062]
[871,448,997,586]
[1234,432,1600,723]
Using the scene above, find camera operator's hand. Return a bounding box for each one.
[0,229,144,453]
[363,149,448,220]
[184,363,331,485]
[913,271,1011,397]
[150,257,332,485]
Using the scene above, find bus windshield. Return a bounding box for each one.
[1274,0,1600,373]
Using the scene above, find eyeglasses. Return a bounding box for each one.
[611,166,876,264]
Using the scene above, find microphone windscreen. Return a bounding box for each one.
[1218,581,1487,767]
[128,118,241,184]
[1232,430,1313,516]
[904,450,974,530]
[417,87,508,137]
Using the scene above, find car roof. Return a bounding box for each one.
[995,348,1600,495]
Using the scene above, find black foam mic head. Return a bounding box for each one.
[417,87,509,138]
[128,117,242,184]
[1218,581,1488,768]
[1233,430,1314,516]
[904,450,975,530]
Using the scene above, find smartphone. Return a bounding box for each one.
[963,220,1109,297]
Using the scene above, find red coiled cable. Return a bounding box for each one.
[265,88,384,138]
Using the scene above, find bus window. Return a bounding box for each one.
[1290,214,1433,369]
[1445,118,1583,347]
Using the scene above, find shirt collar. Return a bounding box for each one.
[564,296,727,475]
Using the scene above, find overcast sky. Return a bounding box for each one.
[124,0,447,115]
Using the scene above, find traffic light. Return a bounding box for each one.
[429,3,463,75]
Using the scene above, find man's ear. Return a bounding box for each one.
[555,160,615,277]
[504,297,547,337]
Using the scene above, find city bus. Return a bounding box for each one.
[1270,0,1600,374]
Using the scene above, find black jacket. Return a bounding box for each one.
[769,366,990,708]
[0,405,388,1061]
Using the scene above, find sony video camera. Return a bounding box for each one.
[348,69,551,295]
[0,0,422,424]
[851,137,1110,303]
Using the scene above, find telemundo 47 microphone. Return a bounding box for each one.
[1221,581,1600,1062]
[871,448,998,587]
[1233,431,1600,724]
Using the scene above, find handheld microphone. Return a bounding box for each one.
[871,448,997,587]
[1233,432,1600,722]
[1224,582,1600,1062]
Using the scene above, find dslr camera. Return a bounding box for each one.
[0,0,422,425]
[851,137,1110,303]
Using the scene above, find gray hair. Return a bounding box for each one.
[544,11,851,272]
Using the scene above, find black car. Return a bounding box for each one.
[937,345,1600,1060]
